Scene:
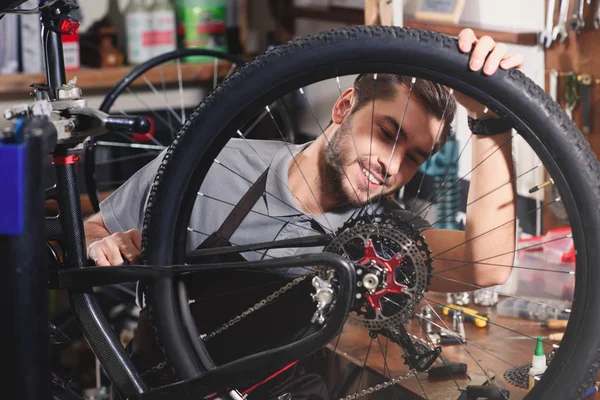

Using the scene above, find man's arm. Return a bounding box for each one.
[84,212,142,266]
[423,29,520,292]
[425,131,515,292]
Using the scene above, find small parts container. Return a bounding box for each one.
[496,227,575,304]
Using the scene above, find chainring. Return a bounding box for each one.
[325,212,432,330]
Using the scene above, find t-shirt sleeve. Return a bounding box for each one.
[99,151,166,234]
[381,197,433,232]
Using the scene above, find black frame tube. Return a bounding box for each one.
[40,10,66,96]
[53,147,148,399]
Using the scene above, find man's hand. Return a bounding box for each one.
[87,229,142,266]
[454,28,525,119]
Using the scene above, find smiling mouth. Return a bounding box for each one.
[361,166,384,186]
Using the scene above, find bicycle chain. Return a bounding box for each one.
[203,274,311,340]
[339,333,434,400]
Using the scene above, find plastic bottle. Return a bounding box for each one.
[125,0,153,65]
[149,0,177,57]
[528,336,547,389]
[176,0,227,62]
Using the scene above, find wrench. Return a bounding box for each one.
[540,0,557,47]
[595,0,600,28]
[569,0,585,33]
[552,0,570,42]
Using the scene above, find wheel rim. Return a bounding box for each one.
[141,27,600,400]
[84,49,248,213]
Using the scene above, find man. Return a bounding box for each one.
[86,28,523,395]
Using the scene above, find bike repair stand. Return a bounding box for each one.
[0,117,57,399]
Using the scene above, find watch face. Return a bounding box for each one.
[549,184,569,225]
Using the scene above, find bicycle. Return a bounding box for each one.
[2,1,600,399]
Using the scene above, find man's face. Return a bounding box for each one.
[323,85,444,206]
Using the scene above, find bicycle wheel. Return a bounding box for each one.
[84,49,255,213]
[139,26,600,400]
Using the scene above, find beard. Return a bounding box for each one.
[320,117,388,207]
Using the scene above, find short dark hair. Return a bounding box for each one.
[352,73,456,153]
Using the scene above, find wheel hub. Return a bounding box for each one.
[358,239,409,312]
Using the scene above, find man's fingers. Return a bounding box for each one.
[483,43,507,75]
[88,245,111,267]
[500,53,525,71]
[128,229,142,252]
[105,243,124,265]
[120,241,141,263]
[457,28,477,53]
[469,35,495,71]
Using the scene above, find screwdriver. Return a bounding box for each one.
[506,319,568,330]
[505,332,564,341]
[442,304,489,328]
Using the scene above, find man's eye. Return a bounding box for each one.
[381,129,394,140]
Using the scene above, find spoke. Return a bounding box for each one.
[375,77,417,212]
[423,296,562,349]
[197,192,325,235]
[412,313,462,392]
[319,315,348,398]
[95,152,156,166]
[430,233,572,278]
[266,105,338,236]
[431,163,542,228]
[366,74,378,208]
[187,227,274,259]
[432,257,574,274]
[96,140,166,151]
[141,75,183,125]
[159,65,175,141]
[409,87,452,216]
[125,87,180,136]
[421,297,510,400]
[431,196,559,259]
[298,87,367,212]
[176,58,186,124]
[376,335,391,381]
[213,58,219,89]
[212,158,333,234]
[411,134,513,223]
[425,274,572,315]
[335,76,371,203]
[412,370,430,400]
[224,63,237,79]
[234,129,328,232]
[97,179,127,189]
[353,337,374,397]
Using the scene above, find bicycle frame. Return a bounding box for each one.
[0,2,356,399]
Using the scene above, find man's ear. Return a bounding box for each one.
[332,88,354,124]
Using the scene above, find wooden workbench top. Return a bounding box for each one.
[329,293,593,400]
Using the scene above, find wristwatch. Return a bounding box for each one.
[467,115,514,136]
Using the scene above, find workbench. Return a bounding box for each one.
[329,293,598,400]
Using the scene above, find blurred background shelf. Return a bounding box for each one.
[0,60,236,97]
[284,5,538,46]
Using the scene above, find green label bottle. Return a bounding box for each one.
[177,0,227,63]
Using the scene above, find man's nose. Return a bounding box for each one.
[380,149,403,178]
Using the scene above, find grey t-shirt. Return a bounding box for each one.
[100,138,431,265]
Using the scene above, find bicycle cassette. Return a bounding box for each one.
[324,211,432,330]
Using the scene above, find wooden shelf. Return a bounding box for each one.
[403,18,539,46]
[0,60,235,97]
[286,6,538,46]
